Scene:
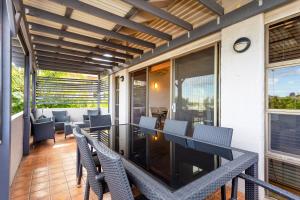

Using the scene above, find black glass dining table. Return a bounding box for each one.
[75,124,259,200]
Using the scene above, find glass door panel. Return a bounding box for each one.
[172,47,216,135]
[131,69,147,124]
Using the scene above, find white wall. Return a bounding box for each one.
[149,69,170,109]
[10,112,24,185]
[36,107,109,122]
[220,14,265,198]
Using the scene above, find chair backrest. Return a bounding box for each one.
[192,124,233,147]
[87,109,100,116]
[52,110,67,122]
[163,119,188,136]
[93,140,134,200]
[73,130,104,198]
[52,110,67,117]
[139,116,157,129]
[90,114,112,127]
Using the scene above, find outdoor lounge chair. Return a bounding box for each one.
[52,110,70,131]
[30,113,55,144]
[83,109,100,126]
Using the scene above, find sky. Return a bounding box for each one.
[268,65,300,97]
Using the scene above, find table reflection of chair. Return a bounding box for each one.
[149,107,169,129]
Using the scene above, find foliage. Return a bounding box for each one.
[12,65,24,115]
[269,96,300,109]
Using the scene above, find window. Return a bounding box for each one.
[266,14,300,198]
[268,66,300,110]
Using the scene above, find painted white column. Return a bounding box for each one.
[115,68,130,124]
[220,14,265,198]
[109,74,115,124]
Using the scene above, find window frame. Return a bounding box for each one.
[265,13,300,197]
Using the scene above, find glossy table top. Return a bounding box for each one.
[81,124,245,191]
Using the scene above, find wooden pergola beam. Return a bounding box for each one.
[197,0,224,16]
[37,61,104,72]
[35,50,118,66]
[29,23,143,54]
[37,55,112,69]
[37,65,100,75]
[25,5,156,48]
[50,0,172,41]
[33,43,126,63]
[32,35,133,59]
[123,0,193,31]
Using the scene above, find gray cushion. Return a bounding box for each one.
[88,109,99,116]
[52,111,67,122]
[52,110,67,117]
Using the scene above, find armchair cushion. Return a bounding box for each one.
[52,111,70,122]
[88,109,99,116]
[83,109,100,121]
[36,117,52,123]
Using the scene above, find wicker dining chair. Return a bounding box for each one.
[139,116,157,129]
[193,124,233,147]
[73,130,105,200]
[90,114,112,128]
[192,124,234,200]
[93,140,147,200]
[163,119,188,136]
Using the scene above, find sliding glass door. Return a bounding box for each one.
[172,46,218,135]
[130,69,147,124]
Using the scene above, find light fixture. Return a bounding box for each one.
[103,53,113,57]
[154,82,158,89]
[92,57,112,62]
[120,76,124,82]
[233,37,251,53]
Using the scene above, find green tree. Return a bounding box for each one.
[11,64,24,114]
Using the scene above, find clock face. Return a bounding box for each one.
[233,37,251,53]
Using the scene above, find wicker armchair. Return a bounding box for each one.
[52,110,70,131]
[83,109,100,127]
[30,113,55,144]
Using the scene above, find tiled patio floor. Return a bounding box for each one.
[10,133,244,200]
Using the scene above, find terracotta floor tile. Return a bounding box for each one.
[51,191,71,200]
[31,176,49,185]
[50,172,65,180]
[50,183,69,194]
[30,188,49,199]
[11,195,29,200]
[12,181,31,191]
[30,182,49,193]
[50,177,67,186]
[11,188,30,198]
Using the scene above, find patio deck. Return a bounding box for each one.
[10,133,244,200]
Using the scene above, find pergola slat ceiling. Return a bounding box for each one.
[20,0,223,74]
